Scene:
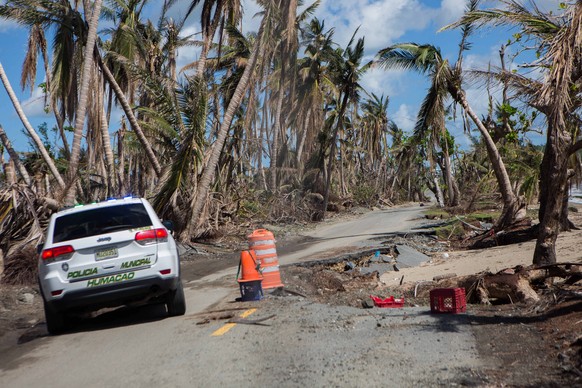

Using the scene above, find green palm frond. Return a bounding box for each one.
[297,0,320,25]
[440,1,561,37]
[375,43,442,75]
[152,75,207,213]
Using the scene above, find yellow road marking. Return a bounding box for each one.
[211,322,236,336]
[211,308,257,336]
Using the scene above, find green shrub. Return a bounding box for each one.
[238,199,265,219]
[352,184,377,206]
[423,208,450,220]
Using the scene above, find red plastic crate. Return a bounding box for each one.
[430,288,466,313]
[370,295,405,308]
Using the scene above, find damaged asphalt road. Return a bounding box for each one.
[0,204,528,387]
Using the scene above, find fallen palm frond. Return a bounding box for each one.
[0,184,53,285]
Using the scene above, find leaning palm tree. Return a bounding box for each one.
[189,5,270,232]
[375,41,519,228]
[101,1,196,186]
[443,0,582,266]
[145,75,207,240]
[0,125,31,186]
[0,62,65,189]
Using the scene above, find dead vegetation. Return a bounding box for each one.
[0,183,353,285]
[278,255,582,384]
[273,215,582,385]
[0,185,53,285]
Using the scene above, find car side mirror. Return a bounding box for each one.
[162,220,174,232]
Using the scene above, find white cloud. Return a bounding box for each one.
[176,24,201,76]
[0,18,18,33]
[465,85,492,118]
[21,87,51,119]
[241,0,263,34]
[106,105,125,134]
[454,132,474,150]
[392,103,416,132]
[464,43,504,70]
[361,67,406,98]
[315,0,434,52]
[435,0,469,27]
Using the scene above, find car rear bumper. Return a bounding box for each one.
[44,276,180,313]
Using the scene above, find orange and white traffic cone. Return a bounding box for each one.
[238,250,263,282]
[247,229,284,289]
[237,250,263,301]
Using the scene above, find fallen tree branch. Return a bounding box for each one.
[455,216,485,231]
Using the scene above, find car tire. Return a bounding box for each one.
[43,300,67,335]
[166,280,186,316]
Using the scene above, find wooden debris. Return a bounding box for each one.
[228,314,276,325]
[468,219,537,249]
[433,273,457,282]
[195,313,235,325]
[282,288,307,298]
[480,273,540,304]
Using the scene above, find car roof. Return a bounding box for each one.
[55,197,146,217]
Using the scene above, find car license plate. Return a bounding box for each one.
[95,247,118,261]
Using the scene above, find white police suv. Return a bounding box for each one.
[38,197,186,334]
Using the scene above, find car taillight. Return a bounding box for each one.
[135,228,168,245]
[41,245,75,262]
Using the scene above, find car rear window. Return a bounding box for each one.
[53,203,153,243]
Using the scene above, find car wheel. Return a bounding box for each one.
[166,280,186,316]
[43,300,67,335]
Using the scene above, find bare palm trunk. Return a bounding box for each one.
[257,87,269,191]
[0,62,65,189]
[454,89,519,228]
[432,173,445,207]
[117,120,127,193]
[442,142,460,206]
[533,3,582,266]
[99,97,116,195]
[295,106,311,172]
[0,125,31,185]
[190,14,268,230]
[270,77,285,190]
[4,159,16,184]
[534,123,570,265]
[195,1,224,77]
[430,158,445,207]
[322,92,349,218]
[97,52,162,177]
[65,0,103,205]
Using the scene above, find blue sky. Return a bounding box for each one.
[0,0,561,156]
